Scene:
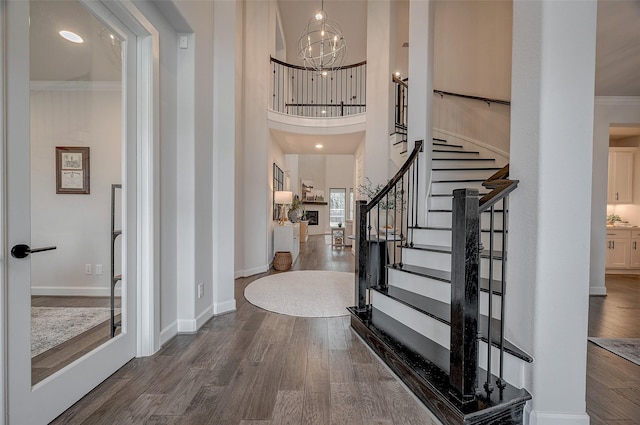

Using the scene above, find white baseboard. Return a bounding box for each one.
[177,318,197,333]
[31,286,121,297]
[589,286,607,296]
[235,264,269,278]
[195,305,214,329]
[214,299,236,315]
[160,321,178,346]
[526,406,590,425]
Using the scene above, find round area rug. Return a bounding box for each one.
[244,270,355,317]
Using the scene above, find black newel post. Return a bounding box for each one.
[449,188,480,403]
[355,200,368,312]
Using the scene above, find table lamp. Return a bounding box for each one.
[274,191,293,225]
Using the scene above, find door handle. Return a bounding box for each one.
[11,244,57,259]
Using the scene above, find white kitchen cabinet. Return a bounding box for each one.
[274,223,300,264]
[605,228,640,270]
[607,149,634,204]
[631,231,640,269]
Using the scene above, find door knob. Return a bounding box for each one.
[11,244,57,259]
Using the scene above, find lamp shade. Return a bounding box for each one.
[274,191,293,205]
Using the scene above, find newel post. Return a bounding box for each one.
[449,188,480,403]
[355,200,368,312]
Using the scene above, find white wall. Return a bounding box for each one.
[30,85,121,296]
[590,97,640,295]
[269,138,286,261]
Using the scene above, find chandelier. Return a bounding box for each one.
[297,0,347,75]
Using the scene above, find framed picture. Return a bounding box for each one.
[273,163,284,220]
[56,146,90,194]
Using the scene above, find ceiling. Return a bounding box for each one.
[28,1,640,153]
[270,129,364,155]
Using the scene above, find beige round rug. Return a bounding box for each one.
[244,270,355,317]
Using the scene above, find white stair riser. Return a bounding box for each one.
[432,159,496,169]
[402,249,503,280]
[373,293,526,388]
[387,268,502,319]
[431,181,486,194]
[428,211,505,230]
[432,169,499,180]
[410,228,504,248]
[428,196,505,211]
[432,150,479,159]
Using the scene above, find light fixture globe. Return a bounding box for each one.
[297,14,347,74]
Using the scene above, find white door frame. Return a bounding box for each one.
[0,0,159,422]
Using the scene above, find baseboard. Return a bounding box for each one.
[526,406,590,425]
[433,128,510,162]
[589,286,607,296]
[235,264,269,278]
[160,321,178,346]
[177,318,197,333]
[31,286,121,297]
[214,299,236,315]
[195,305,215,329]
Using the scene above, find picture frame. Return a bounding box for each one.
[273,163,284,220]
[56,146,90,194]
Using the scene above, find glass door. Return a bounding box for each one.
[5,1,138,422]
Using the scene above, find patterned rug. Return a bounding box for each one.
[588,337,640,366]
[244,271,354,317]
[31,307,117,357]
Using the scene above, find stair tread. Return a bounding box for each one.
[429,209,505,213]
[433,157,496,162]
[392,139,407,146]
[413,226,505,234]
[373,286,532,362]
[389,264,504,296]
[429,192,491,197]
[348,307,532,425]
[432,149,480,155]
[433,142,464,148]
[403,243,505,260]
[432,179,486,183]
[433,167,501,171]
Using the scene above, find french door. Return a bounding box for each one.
[4,1,144,422]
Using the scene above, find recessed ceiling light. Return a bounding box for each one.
[321,110,327,114]
[59,30,84,44]
[315,144,323,149]
[395,71,401,77]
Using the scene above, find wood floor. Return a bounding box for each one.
[47,237,640,424]
[50,235,440,425]
[586,274,640,425]
[31,296,120,385]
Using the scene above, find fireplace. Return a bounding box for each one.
[307,210,319,225]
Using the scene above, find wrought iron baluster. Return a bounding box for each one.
[484,205,495,394]
[497,197,508,390]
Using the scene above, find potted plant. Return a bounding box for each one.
[607,214,621,226]
[288,195,302,222]
[357,177,404,232]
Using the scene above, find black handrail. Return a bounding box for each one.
[434,89,511,106]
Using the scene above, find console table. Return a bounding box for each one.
[274,223,300,264]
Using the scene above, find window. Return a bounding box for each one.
[330,188,346,226]
[273,163,284,220]
[349,188,354,220]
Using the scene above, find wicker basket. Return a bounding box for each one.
[273,251,293,271]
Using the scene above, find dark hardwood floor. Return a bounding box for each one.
[31,296,120,385]
[50,235,439,425]
[586,275,640,425]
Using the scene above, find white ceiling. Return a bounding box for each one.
[270,128,364,154]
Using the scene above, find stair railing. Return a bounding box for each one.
[354,140,424,312]
[449,165,518,403]
[393,75,408,134]
[270,57,367,118]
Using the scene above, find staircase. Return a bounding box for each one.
[349,138,532,425]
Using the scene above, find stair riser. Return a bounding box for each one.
[402,249,503,280]
[432,169,499,180]
[410,228,503,248]
[431,181,486,195]
[387,268,502,319]
[432,159,496,168]
[373,293,526,388]
[432,151,479,159]
[428,196,505,211]
[428,211,505,230]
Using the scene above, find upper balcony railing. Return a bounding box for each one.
[270,57,367,118]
